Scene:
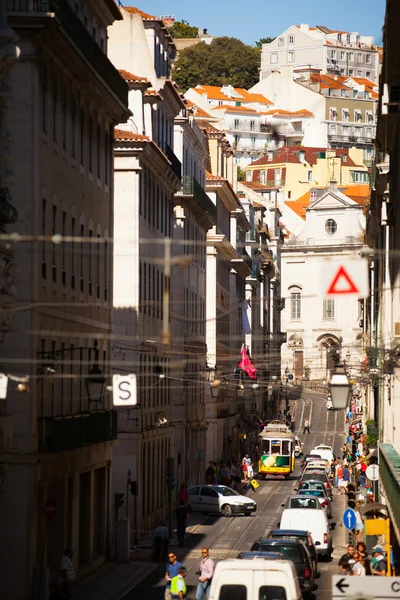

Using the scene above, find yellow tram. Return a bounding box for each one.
[257,421,296,479]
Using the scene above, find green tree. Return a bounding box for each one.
[172,37,260,92]
[255,37,276,48]
[169,20,198,39]
[237,166,245,181]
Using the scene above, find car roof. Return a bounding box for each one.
[257,538,303,546]
[270,529,309,536]
[239,551,284,559]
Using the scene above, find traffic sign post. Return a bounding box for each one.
[320,259,369,298]
[342,508,357,530]
[332,576,400,599]
[366,464,379,481]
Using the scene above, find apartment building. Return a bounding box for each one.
[365,0,400,546]
[281,182,366,381]
[0,2,129,598]
[185,86,284,167]
[251,66,377,162]
[260,24,379,83]
[244,146,369,203]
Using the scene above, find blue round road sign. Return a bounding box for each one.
[343,508,357,530]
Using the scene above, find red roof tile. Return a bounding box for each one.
[123,6,158,20]
[114,129,149,142]
[119,69,149,84]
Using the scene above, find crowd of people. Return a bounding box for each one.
[205,454,256,490]
[338,543,387,576]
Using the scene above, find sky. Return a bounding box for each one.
[123,0,386,46]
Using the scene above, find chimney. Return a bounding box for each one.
[300,24,310,32]
[329,180,338,189]
[268,150,274,161]
[299,150,305,163]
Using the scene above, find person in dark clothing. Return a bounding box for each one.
[339,545,356,572]
[48,579,70,600]
[174,500,188,547]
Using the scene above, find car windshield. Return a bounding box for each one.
[302,473,327,482]
[255,544,303,563]
[300,483,324,491]
[214,486,240,497]
[289,497,318,508]
[298,490,324,498]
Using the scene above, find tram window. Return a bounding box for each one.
[263,440,270,454]
[271,440,280,455]
[282,441,290,455]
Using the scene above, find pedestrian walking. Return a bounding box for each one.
[170,567,188,600]
[303,418,310,435]
[60,548,75,598]
[177,483,189,508]
[196,548,215,600]
[205,462,215,484]
[241,455,249,481]
[174,501,188,548]
[165,553,183,600]
[152,522,169,562]
[247,461,254,480]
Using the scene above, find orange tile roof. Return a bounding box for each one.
[123,6,158,19]
[213,105,258,113]
[114,129,150,142]
[144,88,161,98]
[262,108,313,118]
[201,120,224,135]
[295,25,318,31]
[119,69,149,84]
[249,145,328,167]
[206,171,225,180]
[194,85,272,105]
[285,193,310,220]
[185,99,214,118]
[253,200,266,208]
[311,73,352,91]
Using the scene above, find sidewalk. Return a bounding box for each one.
[74,560,157,600]
[73,511,210,600]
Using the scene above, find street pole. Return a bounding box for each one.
[126,469,131,518]
[133,491,138,545]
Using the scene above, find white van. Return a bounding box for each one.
[208,559,302,600]
[279,508,334,559]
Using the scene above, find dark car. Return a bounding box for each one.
[237,551,285,560]
[299,471,333,499]
[267,529,318,576]
[250,538,314,597]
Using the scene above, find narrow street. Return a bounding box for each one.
[123,389,347,600]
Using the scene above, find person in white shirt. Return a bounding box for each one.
[247,461,254,480]
[352,553,366,576]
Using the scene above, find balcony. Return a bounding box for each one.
[231,248,252,277]
[248,264,262,282]
[8,0,128,106]
[245,229,260,245]
[161,142,182,180]
[379,444,400,532]
[38,410,117,453]
[177,176,216,223]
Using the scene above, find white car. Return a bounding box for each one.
[312,445,334,463]
[294,436,303,457]
[188,485,257,517]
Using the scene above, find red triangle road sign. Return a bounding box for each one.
[326,265,359,295]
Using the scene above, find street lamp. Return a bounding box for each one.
[329,364,352,410]
[85,342,106,403]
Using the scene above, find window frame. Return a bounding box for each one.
[323,297,335,320]
[290,287,301,320]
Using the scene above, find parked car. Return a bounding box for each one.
[250,538,314,597]
[267,529,319,577]
[303,463,330,477]
[187,485,257,517]
[294,436,303,457]
[298,472,333,499]
[279,509,335,560]
[281,495,322,511]
[297,488,332,518]
[208,559,302,600]
[297,480,327,495]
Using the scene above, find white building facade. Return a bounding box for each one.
[0,2,129,598]
[281,183,366,381]
[260,24,379,83]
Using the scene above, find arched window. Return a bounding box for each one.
[290,286,302,320]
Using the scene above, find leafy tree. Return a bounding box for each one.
[237,166,245,181]
[172,37,260,92]
[169,20,198,39]
[255,37,276,48]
